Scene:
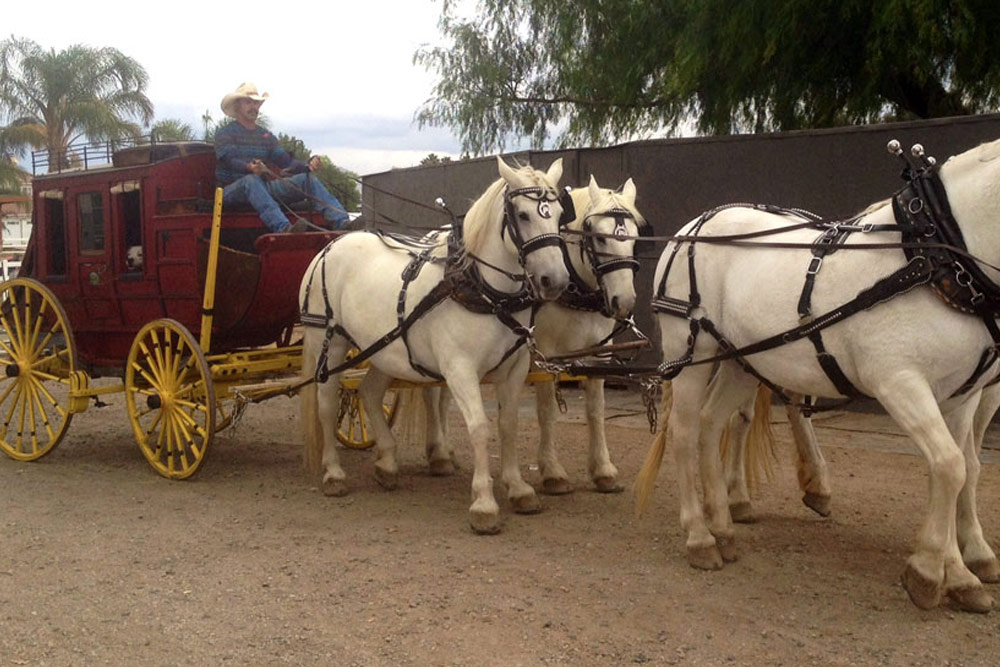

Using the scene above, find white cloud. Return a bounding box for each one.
[4,0,465,173]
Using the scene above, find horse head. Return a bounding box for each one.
[571,175,644,318]
[490,156,571,300]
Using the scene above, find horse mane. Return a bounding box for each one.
[570,184,646,230]
[454,163,557,268]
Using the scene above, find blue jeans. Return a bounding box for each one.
[222,173,350,232]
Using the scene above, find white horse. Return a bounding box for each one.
[300,156,571,534]
[421,175,647,494]
[636,138,1000,612]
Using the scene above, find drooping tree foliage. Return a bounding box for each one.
[416,0,1000,153]
[0,37,154,166]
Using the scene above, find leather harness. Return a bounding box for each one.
[652,156,1000,413]
[299,185,569,383]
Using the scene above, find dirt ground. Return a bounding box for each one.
[4,386,1000,666]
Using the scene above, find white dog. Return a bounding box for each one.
[126,245,143,271]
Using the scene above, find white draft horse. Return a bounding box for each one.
[421,176,647,494]
[300,157,570,534]
[637,138,1000,612]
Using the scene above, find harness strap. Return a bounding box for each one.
[398,251,445,380]
[797,224,854,319]
[657,255,934,378]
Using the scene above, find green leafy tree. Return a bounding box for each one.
[276,133,360,211]
[312,156,360,212]
[420,153,453,166]
[0,37,154,167]
[151,118,195,142]
[417,0,1000,152]
[0,123,37,193]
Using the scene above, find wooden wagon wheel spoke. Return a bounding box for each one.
[335,387,400,450]
[0,279,76,462]
[125,319,215,480]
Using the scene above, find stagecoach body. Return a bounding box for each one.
[0,138,364,478]
[24,140,335,371]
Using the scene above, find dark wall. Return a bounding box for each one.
[362,114,1000,355]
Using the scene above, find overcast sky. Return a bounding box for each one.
[4,0,469,175]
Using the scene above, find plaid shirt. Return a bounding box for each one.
[214,122,308,186]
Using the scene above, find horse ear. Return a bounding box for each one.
[621,178,637,205]
[588,175,601,204]
[497,155,519,184]
[546,158,564,186]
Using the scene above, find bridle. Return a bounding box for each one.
[578,207,642,280]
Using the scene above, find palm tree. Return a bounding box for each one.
[151,118,195,142]
[0,122,36,192]
[0,36,153,169]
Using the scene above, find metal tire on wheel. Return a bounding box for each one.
[336,387,399,450]
[0,278,76,461]
[125,319,215,479]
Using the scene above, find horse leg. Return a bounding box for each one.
[723,395,756,524]
[303,335,351,497]
[423,386,456,476]
[496,355,542,514]
[584,378,623,493]
[698,364,759,563]
[671,363,725,570]
[875,383,987,612]
[785,395,832,517]
[536,379,573,495]
[442,369,502,534]
[359,367,399,490]
[958,385,1000,583]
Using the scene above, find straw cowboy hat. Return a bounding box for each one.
[221,82,269,117]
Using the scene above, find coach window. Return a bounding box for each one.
[77,191,106,253]
[39,190,67,277]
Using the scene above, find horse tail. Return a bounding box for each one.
[391,388,425,449]
[634,381,673,519]
[743,385,777,492]
[301,340,324,475]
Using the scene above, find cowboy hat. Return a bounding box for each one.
[221,82,269,117]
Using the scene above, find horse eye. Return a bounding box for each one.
[517,211,530,222]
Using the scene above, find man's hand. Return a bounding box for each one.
[308,156,323,172]
[247,159,269,176]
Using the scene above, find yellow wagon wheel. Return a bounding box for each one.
[0,278,76,461]
[125,319,215,479]
[336,386,400,449]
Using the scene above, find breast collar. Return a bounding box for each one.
[892,164,1000,317]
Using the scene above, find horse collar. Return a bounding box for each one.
[892,166,1000,316]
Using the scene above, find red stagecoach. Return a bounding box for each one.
[0,138,352,478]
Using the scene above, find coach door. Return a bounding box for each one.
[72,189,118,323]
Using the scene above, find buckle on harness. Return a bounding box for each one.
[807,256,823,275]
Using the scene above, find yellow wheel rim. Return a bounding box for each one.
[336,388,399,450]
[125,319,215,479]
[0,279,76,461]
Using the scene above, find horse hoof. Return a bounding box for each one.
[374,467,399,490]
[947,586,994,614]
[511,493,543,515]
[729,501,756,524]
[716,535,739,563]
[803,492,832,517]
[428,459,455,476]
[687,544,724,571]
[541,478,574,495]
[593,476,624,494]
[967,559,1000,584]
[322,478,349,497]
[901,563,942,609]
[470,510,502,535]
